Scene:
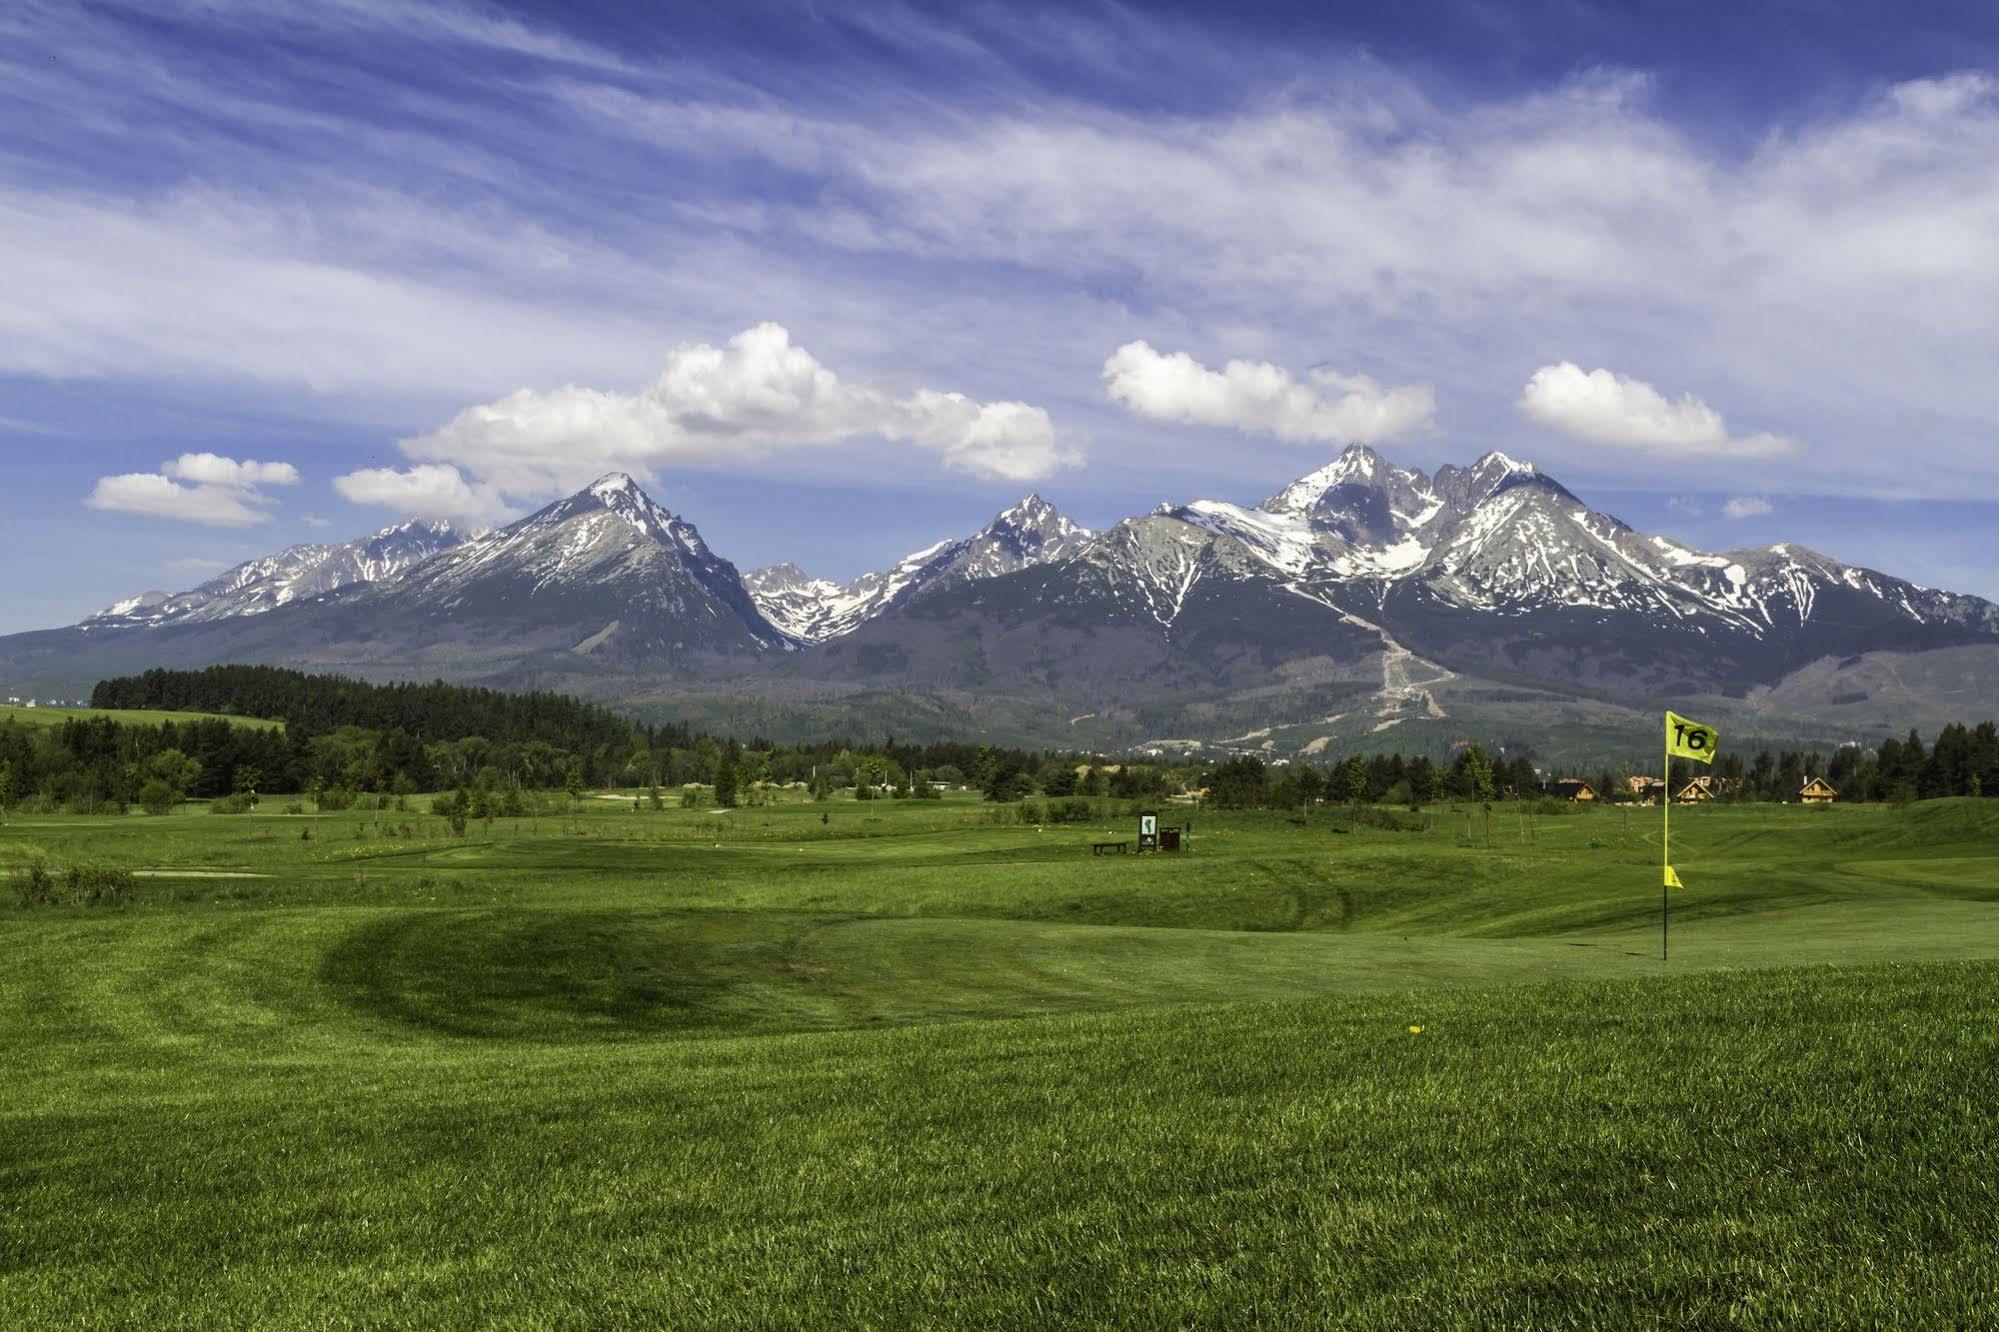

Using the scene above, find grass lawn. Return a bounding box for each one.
[0,704,283,730]
[2,794,1996,1325]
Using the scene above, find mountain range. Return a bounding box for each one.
[8,447,1997,761]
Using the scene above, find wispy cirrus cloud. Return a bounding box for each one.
[7,0,1999,544]
[1723,496,1774,519]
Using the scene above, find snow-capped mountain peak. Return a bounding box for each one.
[84,517,464,629]
[741,494,1096,643]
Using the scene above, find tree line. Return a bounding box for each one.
[5,667,1118,814]
[2,664,1994,816]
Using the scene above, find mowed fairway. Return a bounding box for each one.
[0,704,283,730]
[3,795,1997,1326]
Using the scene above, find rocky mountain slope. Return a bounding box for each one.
[85,519,461,628]
[742,495,1093,643]
[799,445,1999,743]
[7,453,1997,756]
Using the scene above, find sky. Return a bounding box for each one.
[4,0,1999,631]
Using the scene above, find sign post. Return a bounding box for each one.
[1138,810,1159,853]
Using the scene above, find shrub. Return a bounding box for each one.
[1039,797,1097,825]
[11,861,135,907]
[1524,796,1586,817]
[1350,805,1426,832]
[209,792,257,814]
[61,794,126,816]
[139,780,179,816]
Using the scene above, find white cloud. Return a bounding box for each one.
[9,1,1999,508]
[165,557,231,576]
[333,463,516,527]
[84,452,299,527]
[1666,495,1704,517]
[1101,341,1434,444]
[364,323,1077,506]
[164,452,299,488]
[301,514,332,528]
[1517,363,1797,458]
[1722,496,1774,519]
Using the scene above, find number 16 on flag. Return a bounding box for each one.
[1666,711,1719,764]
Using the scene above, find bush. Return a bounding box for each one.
[1349,806,1427,832]
[317,786,357,812]
[1039,797,1097,825]
[1523,796,1586,817]
[209,792,257,814]
[11,861,135,907]
[139,780,179,816]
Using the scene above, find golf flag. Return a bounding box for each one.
[1665,711,1719,765]
[1661,711,1719,961]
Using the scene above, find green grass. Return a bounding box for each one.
[0,703,283,730]
[3,794,1997,1325]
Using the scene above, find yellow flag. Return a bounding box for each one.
[1664,865,1685,889]
[1665,711,1719,764]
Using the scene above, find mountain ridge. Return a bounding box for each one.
[10,452,1998,757]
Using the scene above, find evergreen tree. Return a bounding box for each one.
[713,756,739,808]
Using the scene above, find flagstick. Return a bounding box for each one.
[1662,729,1670,963]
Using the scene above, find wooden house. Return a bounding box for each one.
[1552,779,1598,803]
[1675,775,1716,803]
[1626,776,1668,803]
[1799,777,1837,805]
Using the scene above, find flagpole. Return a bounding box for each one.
[1662,727,1670,963]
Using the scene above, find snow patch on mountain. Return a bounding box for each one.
[85,519,463,628]
[743,494,1095,643]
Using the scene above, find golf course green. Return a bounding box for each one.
[3,793,1995,1326]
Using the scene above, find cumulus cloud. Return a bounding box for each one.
[163,452,299,488]
[333,463,515,528]
[1517,364,1797,458]
[343,323,1077,512]
[84,452,299,527]
[1722,496,1774,519]
[1101,341,1434,444]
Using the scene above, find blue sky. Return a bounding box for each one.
[5,0,1999,631]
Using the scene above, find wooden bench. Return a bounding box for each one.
[1091,841,1130,856]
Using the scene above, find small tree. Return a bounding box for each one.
[564,764,586,809]
[139,779,178,817]
[0,759,14,825]
[1464,747,1497,845]
[1343,754,1368,814]
[713,757,738,809]
[150,749,201,803]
